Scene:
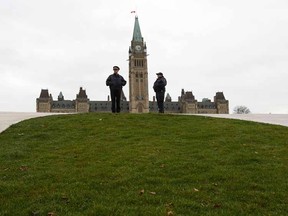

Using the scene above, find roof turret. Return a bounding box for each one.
[77,87,88,99]
[214,92,226,101]
[58,92,64,101]
[39,89,49,98]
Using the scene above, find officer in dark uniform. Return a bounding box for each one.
[106,66,127,113]
[153,72,167,113]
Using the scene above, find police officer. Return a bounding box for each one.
[153,72,167,113]
[106,66,127,113]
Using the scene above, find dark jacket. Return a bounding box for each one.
[106,73,127,90]
[153,76,167,92]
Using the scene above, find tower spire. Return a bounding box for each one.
[132,16,143,42]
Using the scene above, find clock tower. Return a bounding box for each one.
[129,16,149,113]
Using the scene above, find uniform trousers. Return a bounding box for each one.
[156,91,165,113]
[110,89,121,113]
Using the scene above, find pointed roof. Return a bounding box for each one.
[132,16,143,42]
[58,91,64,101]
[77,87,88,99]
[39,89,49,98]
[215,92,226,100]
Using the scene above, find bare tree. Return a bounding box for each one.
[233,105,251,114]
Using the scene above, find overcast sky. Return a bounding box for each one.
[1,0,288,113]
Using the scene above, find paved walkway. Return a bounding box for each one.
[0,112,288,134]
[187,114,288,127]
[0,112,62,133]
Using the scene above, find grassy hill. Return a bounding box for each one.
[0,113,287,215]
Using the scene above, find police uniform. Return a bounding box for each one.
[153,72,167,113]
[106,66,127,113]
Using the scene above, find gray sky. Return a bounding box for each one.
[1,0,288,113]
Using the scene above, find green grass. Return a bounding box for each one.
[0,113,287,215]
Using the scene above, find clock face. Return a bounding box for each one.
[135,45,141,51]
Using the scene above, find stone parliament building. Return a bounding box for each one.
[36,16,229,114]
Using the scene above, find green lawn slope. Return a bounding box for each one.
[0,113,287,215]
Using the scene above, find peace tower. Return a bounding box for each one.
[128,16,149,113]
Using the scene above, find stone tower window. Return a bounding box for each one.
[134,59,144,67]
